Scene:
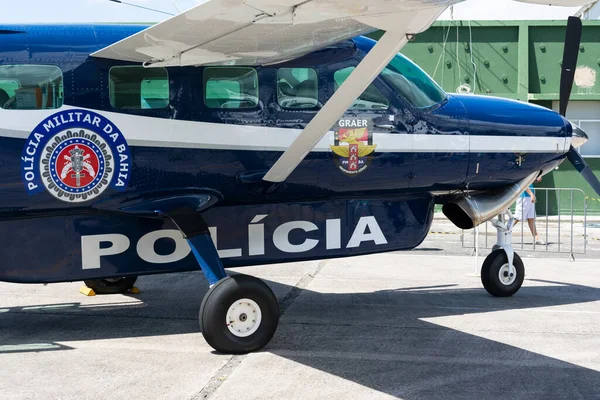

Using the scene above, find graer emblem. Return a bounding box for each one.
[331,118,376,175]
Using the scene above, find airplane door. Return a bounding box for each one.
[409,96,470,190]
[316,65,416,194]
[261,67,322,196]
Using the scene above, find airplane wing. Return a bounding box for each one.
[92,0,594,183]
[92,0,462,67]
[515,0,590,5]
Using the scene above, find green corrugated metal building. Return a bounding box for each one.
[370,20,600,216]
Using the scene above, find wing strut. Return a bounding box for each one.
[262,30,409,183]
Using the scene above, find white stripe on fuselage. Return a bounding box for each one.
[0,107,570,154]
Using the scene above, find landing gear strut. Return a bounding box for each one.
[481,210,524,297]
[118,195,279,353]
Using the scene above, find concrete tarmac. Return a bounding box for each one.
[2,249,600,399]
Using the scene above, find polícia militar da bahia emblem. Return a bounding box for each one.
[331,118,376,175]
[21,109,131,203]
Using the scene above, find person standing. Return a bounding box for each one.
[514,178,545,245]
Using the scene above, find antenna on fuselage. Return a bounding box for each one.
[108,0,175,16]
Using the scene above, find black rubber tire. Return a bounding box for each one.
[481,250,524,297]
[83,276,138,295]
[199,275,279,354]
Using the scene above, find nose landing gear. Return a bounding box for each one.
[481,210,525,297]
[481,250,525,297]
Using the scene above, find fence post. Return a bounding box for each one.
[570,189,575,261]
[475,225,479,275]
[546,189,549,252]
[558,190,561,253]
[584,194,588,255]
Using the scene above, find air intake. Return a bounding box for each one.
[443,172,539,230]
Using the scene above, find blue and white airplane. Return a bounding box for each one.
[0,0,597,354]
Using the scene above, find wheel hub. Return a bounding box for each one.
[226,298,262,338]
[498,263,517,286]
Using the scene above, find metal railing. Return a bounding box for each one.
[461,188,588,259]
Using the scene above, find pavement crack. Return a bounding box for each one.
[279,260,327,317]
[190,355,245,400]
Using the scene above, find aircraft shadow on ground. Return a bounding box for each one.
[1,273,600,399]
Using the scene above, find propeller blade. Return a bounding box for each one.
[559,16,582,117]
[566,146,600,197]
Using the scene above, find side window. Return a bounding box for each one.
[109,66,169,110]
[0,65,63,110]
[277,68,318,109]
[334,67,389,110]
[204,67,258,109]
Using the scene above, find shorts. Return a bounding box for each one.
[515,197,536,221]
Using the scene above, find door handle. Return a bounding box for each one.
[374,124,395,130]
[238,170,267,184]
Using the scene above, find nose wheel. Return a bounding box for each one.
[481,250,524,297]
[200,275,279,354]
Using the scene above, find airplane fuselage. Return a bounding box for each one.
[0,25,571,283]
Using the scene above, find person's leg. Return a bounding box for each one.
[513,198,524,228]
[527,218,539,240]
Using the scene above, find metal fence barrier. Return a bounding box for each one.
[461,188,588,259]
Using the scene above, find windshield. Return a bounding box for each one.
[381,53,447,109]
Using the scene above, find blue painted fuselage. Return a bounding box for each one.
[0,25,570,282]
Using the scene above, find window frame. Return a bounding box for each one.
[0,64,64,110]
[276,67,320,110]
[108,65,170,110]
[203,67,260,110]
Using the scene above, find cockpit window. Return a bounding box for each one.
[277,68,319,109]
[382,53,447,108]
[334,67,389,110]
[277,68,319,108]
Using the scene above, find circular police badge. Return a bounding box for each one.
[43,132,112,201]
[21,110,131,203]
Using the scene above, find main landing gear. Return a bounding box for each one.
[200,274,279,353]
[186,225,279,354]
[480,210,525,297]
[112,195,280,354]
[84,276,138,295]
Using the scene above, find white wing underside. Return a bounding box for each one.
[92,0,591,68]
[91,0,593,183]
[92,0,466,68]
